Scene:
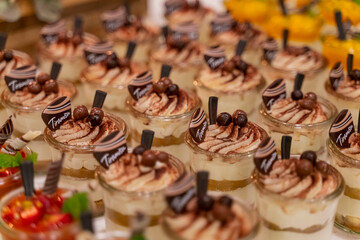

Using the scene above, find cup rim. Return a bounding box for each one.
[258,96,338,129]
[43,112,128,152]
[1,80,77,112]
[96,152,185,196]
[327,138,360,167]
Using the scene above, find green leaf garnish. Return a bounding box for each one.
[131,234,146,240]
[26,153,38,163]
[62,193,89,220]
[0,151,37,168]
[354,0,360,5]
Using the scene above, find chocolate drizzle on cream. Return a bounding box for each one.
[211,12,235,34]
[42,96,72,131]
[262,38,278,62]
[262,79,286,110]
[101,6,127,33]
[84,42,113,65]
[41,20,66,45]
[171,22,199,41]
[329,62,345,90]
[128,71,153,100]
[4,65,36,93]
[189,108,208,143]
[329,109,355,149]
[254,137,278,174]
[204,45,226,70]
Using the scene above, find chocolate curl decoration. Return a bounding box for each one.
[92,90,107,108]
[43,153,65,196]
[160,64,172,78]
[294,73,304,91]
[20,161,34,197]
[283,29,289,49]
[141,130,154,150]
[208,96,218,125]
[235,40,246,56]
[80,211,94,233]
[335,11,346,41]
[278,0,287,16]
[0,33,7,51]
[50,62,62,81]
[281,135,292,159]
[196,171,209,199]
[126,41,137,60]
[347,53,353,74]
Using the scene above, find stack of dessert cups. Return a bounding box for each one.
[42,90,127,214]
[253,135,344,240]
[186,96,267,204]
[261,29,327,93]
[259,74,338,155]
[81,41,146,124]
[95,130,185,238]
[194,41,265,116]
[126,66,200,164]
[1,63,77,170]
[100,5,159,66]
[328,109,360,234]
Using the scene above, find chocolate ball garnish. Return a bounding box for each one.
[212,202,230,222]
[236,60,248,73]
[73,105,89,121]
[299,98,316,110]
[296,159,313,178]
[165,84,179,96]
[198,195,214,211]
[133,145,146,155]
[305,92,317,102]
[90,107,104,120]
[72,34,83,45]
[37,73,50,85]
[218,196,233,208]
[160,77,172,88]
[350,69,360,81]
[106,58,118,69]
[233,110,248,127]
[157,152,169,164]
[153,81,167,93]
[44,80,59,94]
[27,81,42,94]
[316,160,329,175]
[216,113,232,126]
[222,60,235,73]
[87,114,102,127]
[300,150,317,165]
[291,90,303,100]
[3,50,13,62]
[141,150,157,167]
[118,57,130,68]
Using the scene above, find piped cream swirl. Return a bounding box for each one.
[269,98,327,124]
[341,133,360,158]
[0,50,32,80]
[259,159,337,199]
[197,122,264,154]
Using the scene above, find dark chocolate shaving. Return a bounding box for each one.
[254,137,278,174]
[141,130,154,150]
[329,109,355,149]
[43,153,64,196]
[92,90,107,108]
[208,96,218,125]
[50,62,62,81]
[20,161,34,197]
[281,135,292,159]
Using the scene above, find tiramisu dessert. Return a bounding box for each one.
[261,30,326,92]
[101,6,159,64]
[163,171,260,240]
[195,43,265,114]
[328,109,360,233]
[37,18,98,82]
[127,67,200,163]
[1,63,76,168]
[150,22,204,89]
[95,130,184,231]
[186,97,267,204]
[325,54,360,123]
[259,75,337,154]
[82,41,144,122]
[209,12,267,64]
[253,136,344,240]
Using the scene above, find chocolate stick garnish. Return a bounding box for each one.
[80,211,94,233]
[124,0,131,15]
[162,26,169,39]
[278,0,287,16]
[160,64,172,78]
[281,135,292,159]
[235,40,247,56]
[50,62,62,81]
[43,152,65,196]
[347,53,353,74]
[294,73,304,91]
[283,29,289,49]
[196,171,209,199]
[0,33,7,51]
[92,90,107,108]
[335,11,346,41]
[126,41,137,60]
[208,96,218,125]
[141,130,154,150]
[74,16,83,34]
[20,161,34,198]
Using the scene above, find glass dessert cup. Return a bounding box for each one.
[186,128,267,205]
[0,185,81,240]
[252,167,345,240]
[126,96,200,164]
[328,138,360,235]
[1,81,77,170]
[37,33,99,83]
[96,155,185,231]
[161,195,260,240]
[258,97,337,155]
[194,77,265,115]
